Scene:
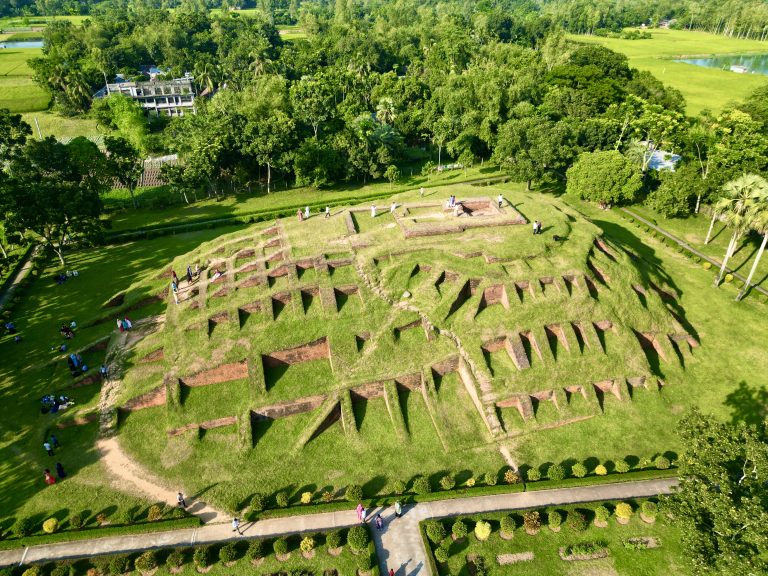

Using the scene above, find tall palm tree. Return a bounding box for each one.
[713,174,767,286]
[736,199,768,300]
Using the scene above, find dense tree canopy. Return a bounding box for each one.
[566,150,643,207]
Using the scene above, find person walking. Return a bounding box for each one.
[186,265,193,283]
[325,206,330,219]
[356,502,363,521]
[43,441,54,456]
[232,517,242,535]
[394,500,402,518]
[177,492,186,508]
[389,569,395,576]
[172,270,179,286]
[390,201,397,214]
[297,208,303,222]
[371,205,377,218]
[304,206,310,219]
[375,513,384,531]
[361,507,368,523]
[55,462,66,479]
[44,469,56,485]
[50,434,60,449]
[532,220,538,235]
[497,193,504,208]
[537,220,543,234]
[419,187,424,197]
[171,281,179,305]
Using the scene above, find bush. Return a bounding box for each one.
[42,518,59,534]
[571,463,587,478]
[434,546,449,563]
[326,530,342,549]
[321,491,334,503]
[275,492,289,508]
[21,568,42,576]
[439,475,455,491]
[14,516,36,537]
[108,554,131,575]
[166,550,185,568]
[134,551,157,572]
[548,511,562,529]
[615,502,634,520]
[641,501,658,518]
[614,459,630,473]
[50,562,74,576]
[595,505,610,523]
[523,511,541,532]
[250,493,266,512]
[655,456,671,470]
[193,546,210,568]
[500,515,515,535]
[219,542,237,563]
[548,463,566,481]
[504,469,520,484]
[703,262,712,270]
[474,520,491,541]
[426,521,447,544]
[412,476,431,495]
[347,525,369,552]
[483,472,497,486]
[147,504,164,521]
[170,506,187,519]
[567,511,587,532]
[246,539,264,560]
[356,554,372,571]
[594,464,608,476]
[465,477,476,487]
[345,484,363,502]
[69,513,84,530]
[300,491,312,504]
[567,542,606,556]
[273,537,289,556]
[725,273,734,283]
[526,468,541,482]
[300,535,315,552]
[391,479,406,494]
[452,519,468,539]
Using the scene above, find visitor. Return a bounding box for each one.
[537,220,544,234]
[304,206,310,219]
[14,335,21,343]
[361,507,368,523]
[172,270,179,286]
[117,318,124,333]
[450,194,456,207]
[69,321,77,330]
[60,325,74,339]
[43,442,54,456]
[532,220,538,235]
[356,502,363,521]
[55,462,66,479]
[371,205,377,218]
[211,269,224,282]
[325,206,330,219]
[389,569,395,576]
[177,492,186,508]
[419,187,424,197]
[44,469,56,485]
[297,208,303,222]
[232,517,241,535]
[194,264,200,278]
[390,201,397,213]
[4,321,16,334]
[55,273,67,285]
[497,193,504,208]
[394,500,402,518]
[50,434,60,449]
[186,265,193,283]
[375,513,384,531]
[59,344,67,352]
[172,280,179,305]
[100,364,108,379]
[122,317,132,331]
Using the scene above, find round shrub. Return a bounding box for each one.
[725,273,734,283]
[356,554,372,571]
[391,480,406,494]
[434,546,449,563]
[300,491,312,504]
[219,542,237,563]
[526,468,541,482]
[166,550,185,569]
[615,502,634,520]
[300,536,315,552]
[452,519,468,539]
[523,511,541,533]
[193,546,210,568]
[146,504,164,521]
[594,464,608,476]
[42,518,59,534]
[483,472,497,486]
[465,477,476,488]
[571,463,587,478]
[108,554,131,575]
[50,562,74,576]
[22,567,42,576]
[273,537,289,556]
[326,530,342,549]
[321,491,334,503]
[614,459,630,473]
[412,476,431,495]
[566,511,587,532]
[439,475,455,491]
[275,492,289,508]
[474,520,491,541]
[500,515,515,535]
[548,511,562,529]
[655,456,671,470]
[347,525,369,552]
[504,469,520,484]
[594,505,610,523]
[247,539,265,560]
[14,516,36,537]
[426,521,447,544]
[641,501,658,518]
[134,550,157,572]
[69,513,84,530]
[170,506,186,519]
[703,262,712,270]
[548,464,565,481]
[117,510,136,525]
[345,484,363,502]
[250,493,266,512]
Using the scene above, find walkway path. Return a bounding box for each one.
[0,478,677,574]
[0,246,36,311]
[621,208,768,298]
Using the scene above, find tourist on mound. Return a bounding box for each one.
[497,193,504,208]
[100,364,108,379]
[194,264,200,278]
[532,220,539,235]
[390,201,397,213]
[4,321,16,334]
[389,569,395,576]
[117,317,124,332]
[419,187,424,197]
[171,281,179,305]
[122,317,132,331]
[186,265,193,283]
[297,208,303,222]
[177,492,186,508]
[375,513,384,531]
[56,462,66,479]
[304,206,310,219]
[371,205,377,218]
[50,434,60,449]
[44,469,56,485]
[43,442,54,456]
[172,270,179,286]
[394,500,402,518]
[325,206,330,218]
[537,220,543,234]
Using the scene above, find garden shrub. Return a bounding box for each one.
[655,455,671,470]
[523,511,541,532]
[504,469,520,484]
[614,459,630,473]
[50,562,74,576]
[219,542,237,563]
[326,530,342,549]
[134,551,157,572]
[356,554,372,571]
[300,535,315,552]
[250,493,266,512]
[69,513,84,529]
[108,554,131,575]
[273,537,289,556]
[548,463,565,481]
[146,504,164,521]
[526,468,541,482]
[391,480,406,495]
[567,542,606,556]
[21,567,42,576]
[641,501,658,518]
[548,511,562,529]
[117,510,135,525]
[452,519,467,539]
[703,262,712,270]
[345,484,363,502]
[465,477,476,487]
[474,520,491,541]
[193,546,210,568]
[474,555,488,576]
[483,472,497,486]
[725,273,734,283]
[347,525,369,552]
[300,491,312,504]
[615,502,634,520]
[14,516,36,536]
[412,476,431,495]
[434,546,449,563]
[42,518,59,534]
[594,505,610,523]
[321,491,334,503]
[275,492,289,508]
[571,463,587,478]
[425,521,446,544]
[247,539,264,560]
[594,464,608,476]
[166,549,185,568]
[500,515,515,535]
[170,506,187,519]
[567,511,587,532]
[439,475,455,491]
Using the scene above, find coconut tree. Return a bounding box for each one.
[736,200,768,300]
[713,174,767,286]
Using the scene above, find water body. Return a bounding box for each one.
[0,40,44,49]
[674,53,768,75]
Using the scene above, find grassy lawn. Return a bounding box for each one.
[427,503,689,576]
[0,47,48,113]
[0,15,89,27]
[20,111,101,141]
[571,29,768,114]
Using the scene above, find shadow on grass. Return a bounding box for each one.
[725,380,768,427]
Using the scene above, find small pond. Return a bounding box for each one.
[0,40,44,49]
[674,53,768,75]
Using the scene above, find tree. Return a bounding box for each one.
[566,150,642,208]
[105,136,144,209]
[384,165,400,188]
[712,174,766,286]
[665,409,768,574]
[0,109,32,160]
[290,75,335,140]
[736,200,768,301]
[646,164,697,218]
[241,111,295,194]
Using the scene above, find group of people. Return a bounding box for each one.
[4,321,21,343]
[54,270,78,285]
[532,220,544,235]
[355,500,403,530]
[40,394,74,414]
[60,322,76,339]
[67,352,87,376]
[42,434,67,485]
[116,317,132,332]
[171,264,200,304]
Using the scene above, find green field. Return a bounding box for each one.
[0,47,49,113]
[572,29,768,114]
[20,111,101,140]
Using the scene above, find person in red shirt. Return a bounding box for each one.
[44,469,56,485]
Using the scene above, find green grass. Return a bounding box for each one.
[20,111,101,140]
[0,15,89,27]
[571,29,768,114]
[4,31,43,41]
[0,46,49,113]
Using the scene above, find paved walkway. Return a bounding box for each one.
[0,478,677,573]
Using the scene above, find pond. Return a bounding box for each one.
[0,40,44,49]
[674,53,768,75]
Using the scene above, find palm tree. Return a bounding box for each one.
[736,199,768,300]
[713,174,767,286]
